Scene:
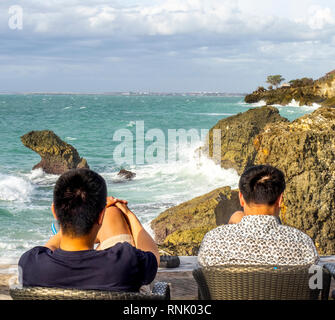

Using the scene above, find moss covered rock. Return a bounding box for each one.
[253,107,335,255]
[245,74,335,106]
[201,106,288,174]
[21,130,89,175]
[151,186,241,256]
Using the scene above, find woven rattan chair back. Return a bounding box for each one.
[193,265,330,300]
[10,282,170,300]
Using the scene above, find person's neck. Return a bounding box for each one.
[59,234,95,252]
[243,204,279,217]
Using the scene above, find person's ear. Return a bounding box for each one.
[97,208,106,226]
[239,191,245,208]
[51,203,57,220]
[277,193,284,207]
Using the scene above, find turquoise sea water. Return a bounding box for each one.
[0,95,318,263]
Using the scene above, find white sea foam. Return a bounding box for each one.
[126,121,136,128]
[242,98,321,110]
[272,99,321,110]
[102,141,239,209]
[237,99,266,107]
[26,168,58,186]
[66,136,77,141]
[192,112,235,116]
[0,174,33,202]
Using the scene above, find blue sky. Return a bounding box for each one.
[1,0,335,93]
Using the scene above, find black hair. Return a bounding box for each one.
[239,165,285,205]
[53,168,107,236]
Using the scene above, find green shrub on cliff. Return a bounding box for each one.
[266,75,285,88]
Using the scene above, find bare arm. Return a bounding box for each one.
[228,211,245,224]
[44,232,61,251]
[115,202,160,265]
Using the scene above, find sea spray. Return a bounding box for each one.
[0,174,33,202]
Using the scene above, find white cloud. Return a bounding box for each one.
[1,0,335,92]
[307,5,334,30]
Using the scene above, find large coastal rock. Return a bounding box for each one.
[245,72,335,106]
[21,130,89,175]
[156,106,335,256]
[253,107,335,255]
[201,106,288,174]
[151,187,241,255]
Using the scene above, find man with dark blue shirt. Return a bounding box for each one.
[19,169,159,292]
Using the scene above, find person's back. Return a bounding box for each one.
[198,165,319,267]
[19,169,159,292]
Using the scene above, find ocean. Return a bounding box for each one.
[0,94,319,263]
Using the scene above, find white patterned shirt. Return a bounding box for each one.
[198,215,319,267]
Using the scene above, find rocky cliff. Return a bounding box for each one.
[245,73,335,106]
[154,106,335,256]
[21,130,89,175]
[151,187,241,255]
[253,107,335,254]
[201,106,288,175]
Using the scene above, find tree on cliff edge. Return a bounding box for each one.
[266,75,285,88]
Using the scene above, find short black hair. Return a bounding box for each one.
[53,169,107,236]
[239,165,285,205]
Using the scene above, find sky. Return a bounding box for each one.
[1,0,335,93]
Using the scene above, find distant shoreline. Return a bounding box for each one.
[0,92,246,97]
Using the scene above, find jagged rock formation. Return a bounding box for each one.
[151,187,241,256]
[201,106,288,175]
[117,169,136,180]
[21,130,89,175]
[245,72,335,106]
[155,106,335,256]
[253,107,335,255]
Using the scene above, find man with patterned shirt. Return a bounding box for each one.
[198,165,319,267]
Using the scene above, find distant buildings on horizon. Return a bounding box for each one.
[0,91,247,97]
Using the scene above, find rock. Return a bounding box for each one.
[156,106,335,256]
[253,107,335,255]
[215,190,242,225]
[117,169,136,180]
[245,72,335,106]
[151,187,241,256]
[159,255,180,268]
[21,130,89,175]
[321,97,335,107]
[201,106,288,174]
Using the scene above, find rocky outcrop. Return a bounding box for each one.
[156,106,335,256]
[253,107,335,255]
[117,169,136,180]
[201,106,288,175]
[151,187,241,256]
[245,73,335,106]
[21,130,89,175]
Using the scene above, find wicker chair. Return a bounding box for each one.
[324,263,335,299]
[9,282,170,300]
[193,264,333,300]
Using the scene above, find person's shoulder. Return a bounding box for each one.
[19,246,52,265]
[278,224,315,244]
[21,246,51,256]
[104,242,157,268]
[104,242,154,259]
[203,224,234,240]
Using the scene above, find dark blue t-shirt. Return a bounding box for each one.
[18,242,158,292]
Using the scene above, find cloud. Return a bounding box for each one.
[307,5,335,30]
[1,0,335,92]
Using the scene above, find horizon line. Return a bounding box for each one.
[0,91,247,96]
